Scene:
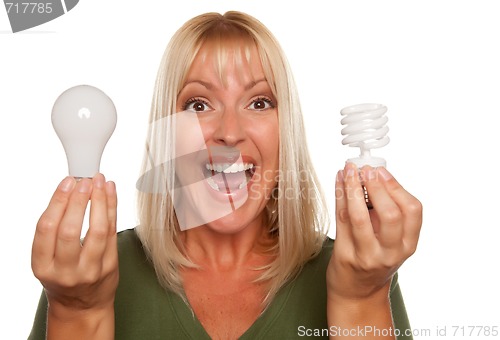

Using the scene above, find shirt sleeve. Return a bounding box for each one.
[390,272,414,340]
[27,290,48,340]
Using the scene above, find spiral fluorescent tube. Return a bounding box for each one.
[340,103,390,168]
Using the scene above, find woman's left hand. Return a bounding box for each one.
[327,162,422,300]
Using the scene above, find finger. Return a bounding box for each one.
[334,170,351,241]
[32,177,76,270]
[81,174,109,266]
[54,178,93,266]
[362,166,404,248]
[377,167,423,251]
[343,163,377,252]
[102,181,118,272]
[105,181,117,237]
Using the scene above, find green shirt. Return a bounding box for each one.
[29,228,413,339]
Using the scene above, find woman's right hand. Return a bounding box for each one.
[32,174,118,338]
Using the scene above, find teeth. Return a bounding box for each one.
[207,177,219,191]
[206,162,254,174]
[206,174,250,192]
[205,162,254,192]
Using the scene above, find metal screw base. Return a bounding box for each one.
[362,184,373,210]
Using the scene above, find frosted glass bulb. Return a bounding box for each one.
[340,103,390,168]
[52,85,117,178]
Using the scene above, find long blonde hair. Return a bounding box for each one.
[136,11,329,306]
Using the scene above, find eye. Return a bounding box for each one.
[183,98,212,113]
[247,97,275,111]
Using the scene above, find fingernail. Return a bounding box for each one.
[78,178,92,193]
[94,173,105,189]
[58,177,75,193]
[377,167,393,181]
[367,168,377,181]
[336,170,344,182]
[345,163,357,179]
[105,181,116,195]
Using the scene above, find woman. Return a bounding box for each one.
[30,11,422,339]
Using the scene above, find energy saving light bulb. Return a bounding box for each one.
[52,85,117,178]
[340,103,390,208]
[340,103,389,168]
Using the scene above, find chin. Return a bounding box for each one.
[204,205,264,235]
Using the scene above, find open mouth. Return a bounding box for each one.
[205,162,256,192]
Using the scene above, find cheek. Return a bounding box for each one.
[196,116,220,141]
[268,135,279,169]
[175,113,207,154]
[264,118,279,162]
[248,117,279,164]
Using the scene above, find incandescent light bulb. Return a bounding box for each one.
[52,85,117,178]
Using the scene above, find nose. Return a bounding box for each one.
[212,108,245,146]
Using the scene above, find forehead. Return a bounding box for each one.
[185,39,266,86]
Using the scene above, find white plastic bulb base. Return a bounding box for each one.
[346,156,386,168]
[52,85,117,178]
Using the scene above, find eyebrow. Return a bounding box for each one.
[182,80,214,90]
[181,78,268,91]
[244,78,267,90]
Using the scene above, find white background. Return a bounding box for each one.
[1,1,499,338]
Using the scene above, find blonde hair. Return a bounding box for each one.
[136,11,329,306]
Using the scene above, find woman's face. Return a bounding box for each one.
[175,42,279,234]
